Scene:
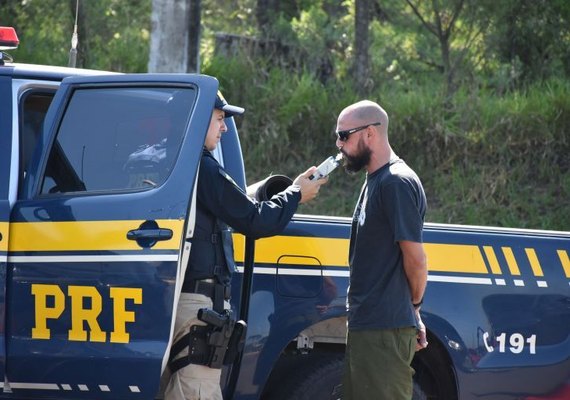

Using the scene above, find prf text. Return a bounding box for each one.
[31,284,142,344]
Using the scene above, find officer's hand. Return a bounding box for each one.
[293,167,328,204]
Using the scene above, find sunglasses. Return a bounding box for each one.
[336,122,381,142]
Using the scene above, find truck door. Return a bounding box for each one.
[5,74,218,399]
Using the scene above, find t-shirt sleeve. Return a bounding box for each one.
[381,179,424,243]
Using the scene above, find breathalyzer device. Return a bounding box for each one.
[309,153,343,180]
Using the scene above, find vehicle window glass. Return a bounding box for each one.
[21,92,54,175]
[40,87,196,195]
[19,91,54,197]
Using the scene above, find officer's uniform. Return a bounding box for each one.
[186,149,301,293]
[165,139,301,399]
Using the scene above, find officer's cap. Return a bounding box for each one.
[215,91,245,117]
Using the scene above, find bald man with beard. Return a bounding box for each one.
[335,100,428,400]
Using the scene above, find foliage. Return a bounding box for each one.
[205,54,569,230]
[1,0,151,72]
[481,0,570,84]
[1,0,70,67]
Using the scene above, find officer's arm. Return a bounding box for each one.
[198,158,301,238]
[218,179,301,238]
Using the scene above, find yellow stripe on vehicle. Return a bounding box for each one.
[483,246,502,274]
[0,222,8,252]
[232,234,349,267]
[424,243,488,274]
[558,250,570,278]
[9,220,184,252]
[502,247,521,276]
[234,235,490,275]
[525,248,544,277]
[278,255,321,266]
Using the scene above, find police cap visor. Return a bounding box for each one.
[215,93,244,117]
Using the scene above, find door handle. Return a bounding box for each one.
[127,220,173,248]
[127,228,173,241]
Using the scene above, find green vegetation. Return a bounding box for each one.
[206,56,569,230]
[2,0,568,230]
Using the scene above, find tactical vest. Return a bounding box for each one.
[184,203,235,286]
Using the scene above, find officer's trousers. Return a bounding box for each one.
[164,293,229,400]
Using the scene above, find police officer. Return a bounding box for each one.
[164,92,327,400]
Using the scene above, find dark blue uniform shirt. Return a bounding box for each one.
[185,149,301,285]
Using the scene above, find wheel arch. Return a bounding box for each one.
[412,330,459,399]
[261,316,458,399]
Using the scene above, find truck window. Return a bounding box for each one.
[20,91,54,182]
[39,87,196,195]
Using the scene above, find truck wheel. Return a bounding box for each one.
[412,335,457,399]
[270,354,427,400]
[272,355,343,400]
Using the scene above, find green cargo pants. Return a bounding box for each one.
[343,327,416,400]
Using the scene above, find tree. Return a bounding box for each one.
[483,0,570,84]
[256,0,278,36]
[256,0,302,38]
[351,0,372,94]
[187,0,201,72]
[400,0,489,98]
[148,0,201,73]
[405,0,462,95]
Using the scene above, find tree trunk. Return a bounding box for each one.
[439,35,456,98]
[187,0,201,72]
[148,0,201,73]
[352,0,372,94]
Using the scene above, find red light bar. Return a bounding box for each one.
[0,27,19,50]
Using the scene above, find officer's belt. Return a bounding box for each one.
[182,279,231,300]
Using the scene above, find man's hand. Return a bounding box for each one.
[293,167,328,204]
[415,308,428,351]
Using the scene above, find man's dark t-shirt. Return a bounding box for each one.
[347,157,427,330]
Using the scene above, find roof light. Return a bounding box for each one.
[0,27,19,50]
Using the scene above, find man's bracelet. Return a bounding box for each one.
[413,299,423,308]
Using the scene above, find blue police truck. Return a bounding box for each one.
[1,27,569,400]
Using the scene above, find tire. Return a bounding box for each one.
[411,335,457,399]
[265,354,427,400]
[280,356,344,400]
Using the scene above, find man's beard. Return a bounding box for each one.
[342,143,371,173]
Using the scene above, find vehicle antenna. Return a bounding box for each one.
[68,0,80,68]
